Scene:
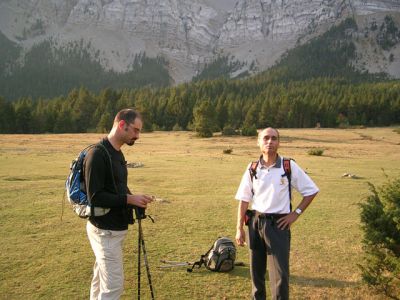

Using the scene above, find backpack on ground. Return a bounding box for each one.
[188,237,236,272]
[65,143,115,218]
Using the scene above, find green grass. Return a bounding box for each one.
[0,128,399,299]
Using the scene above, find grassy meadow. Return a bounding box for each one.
[0,128,399,299]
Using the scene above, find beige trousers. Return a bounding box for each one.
[86,222,128,300]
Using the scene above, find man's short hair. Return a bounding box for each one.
[114,109,142,125]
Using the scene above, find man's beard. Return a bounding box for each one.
[126,139,136,146]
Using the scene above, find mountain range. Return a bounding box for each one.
[0,0,400,87]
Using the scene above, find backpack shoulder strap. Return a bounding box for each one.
[249,161,259,182]
[282,157,293,205]
[86,142,119,216]
[249,160,258,196]
[282,158,291,177]
[249,155,264,181]
[187,243,214,273]
[249,155,263,195]
[94,142,118,192]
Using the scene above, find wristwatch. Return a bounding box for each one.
[294,208,303,215]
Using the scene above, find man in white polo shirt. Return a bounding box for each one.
[235,127,319,300]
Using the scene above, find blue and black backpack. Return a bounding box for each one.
[65,143,115,218]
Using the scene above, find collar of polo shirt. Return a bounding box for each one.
[259,155,282,169]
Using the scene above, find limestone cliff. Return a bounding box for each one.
[0,0,399,81]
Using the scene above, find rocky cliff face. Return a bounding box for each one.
[0,0,399,81]
[219,0,348,44]
[353,0,400,15]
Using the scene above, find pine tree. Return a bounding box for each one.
[96,112,112,133]
[192,100,216,137]
[359,178,400,299]
[0,97,15,133]
[14,98,33,133]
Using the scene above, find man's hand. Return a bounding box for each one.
[235,227,246,246]
[127,194,153,208]
[276,212,299,230]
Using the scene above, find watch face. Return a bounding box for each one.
[295,208,302,215]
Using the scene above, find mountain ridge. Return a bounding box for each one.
[0,0,399,83]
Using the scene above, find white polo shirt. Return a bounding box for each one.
[235,156,319,214]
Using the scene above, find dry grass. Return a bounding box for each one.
[0,128,399,299]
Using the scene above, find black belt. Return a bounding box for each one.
[255,212,288,220]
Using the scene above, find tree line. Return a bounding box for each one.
[1,77,399,134]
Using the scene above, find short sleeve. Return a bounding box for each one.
[235,163,253,202]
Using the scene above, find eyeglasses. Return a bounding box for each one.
[127,122,141,134]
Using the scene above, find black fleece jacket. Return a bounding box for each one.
[84,138,133,230]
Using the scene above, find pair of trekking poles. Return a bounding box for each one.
[135,208,155,300]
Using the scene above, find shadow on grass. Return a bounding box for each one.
[291,275,359,288]
[169,265,360,287]
[228,268,359,288]
[2,175,66,181]
[229,264,250,279]
[158,263,251,279]
[228,269,360,288]
[282,136,341,144]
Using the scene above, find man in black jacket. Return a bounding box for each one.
[84,108,153,300]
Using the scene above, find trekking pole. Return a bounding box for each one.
[135,207,155,300]
[138,218,155,300]
[137,218,142,300]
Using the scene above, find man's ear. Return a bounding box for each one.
[118,120,127,130]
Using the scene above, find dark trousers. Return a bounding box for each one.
[248,215,291,300]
